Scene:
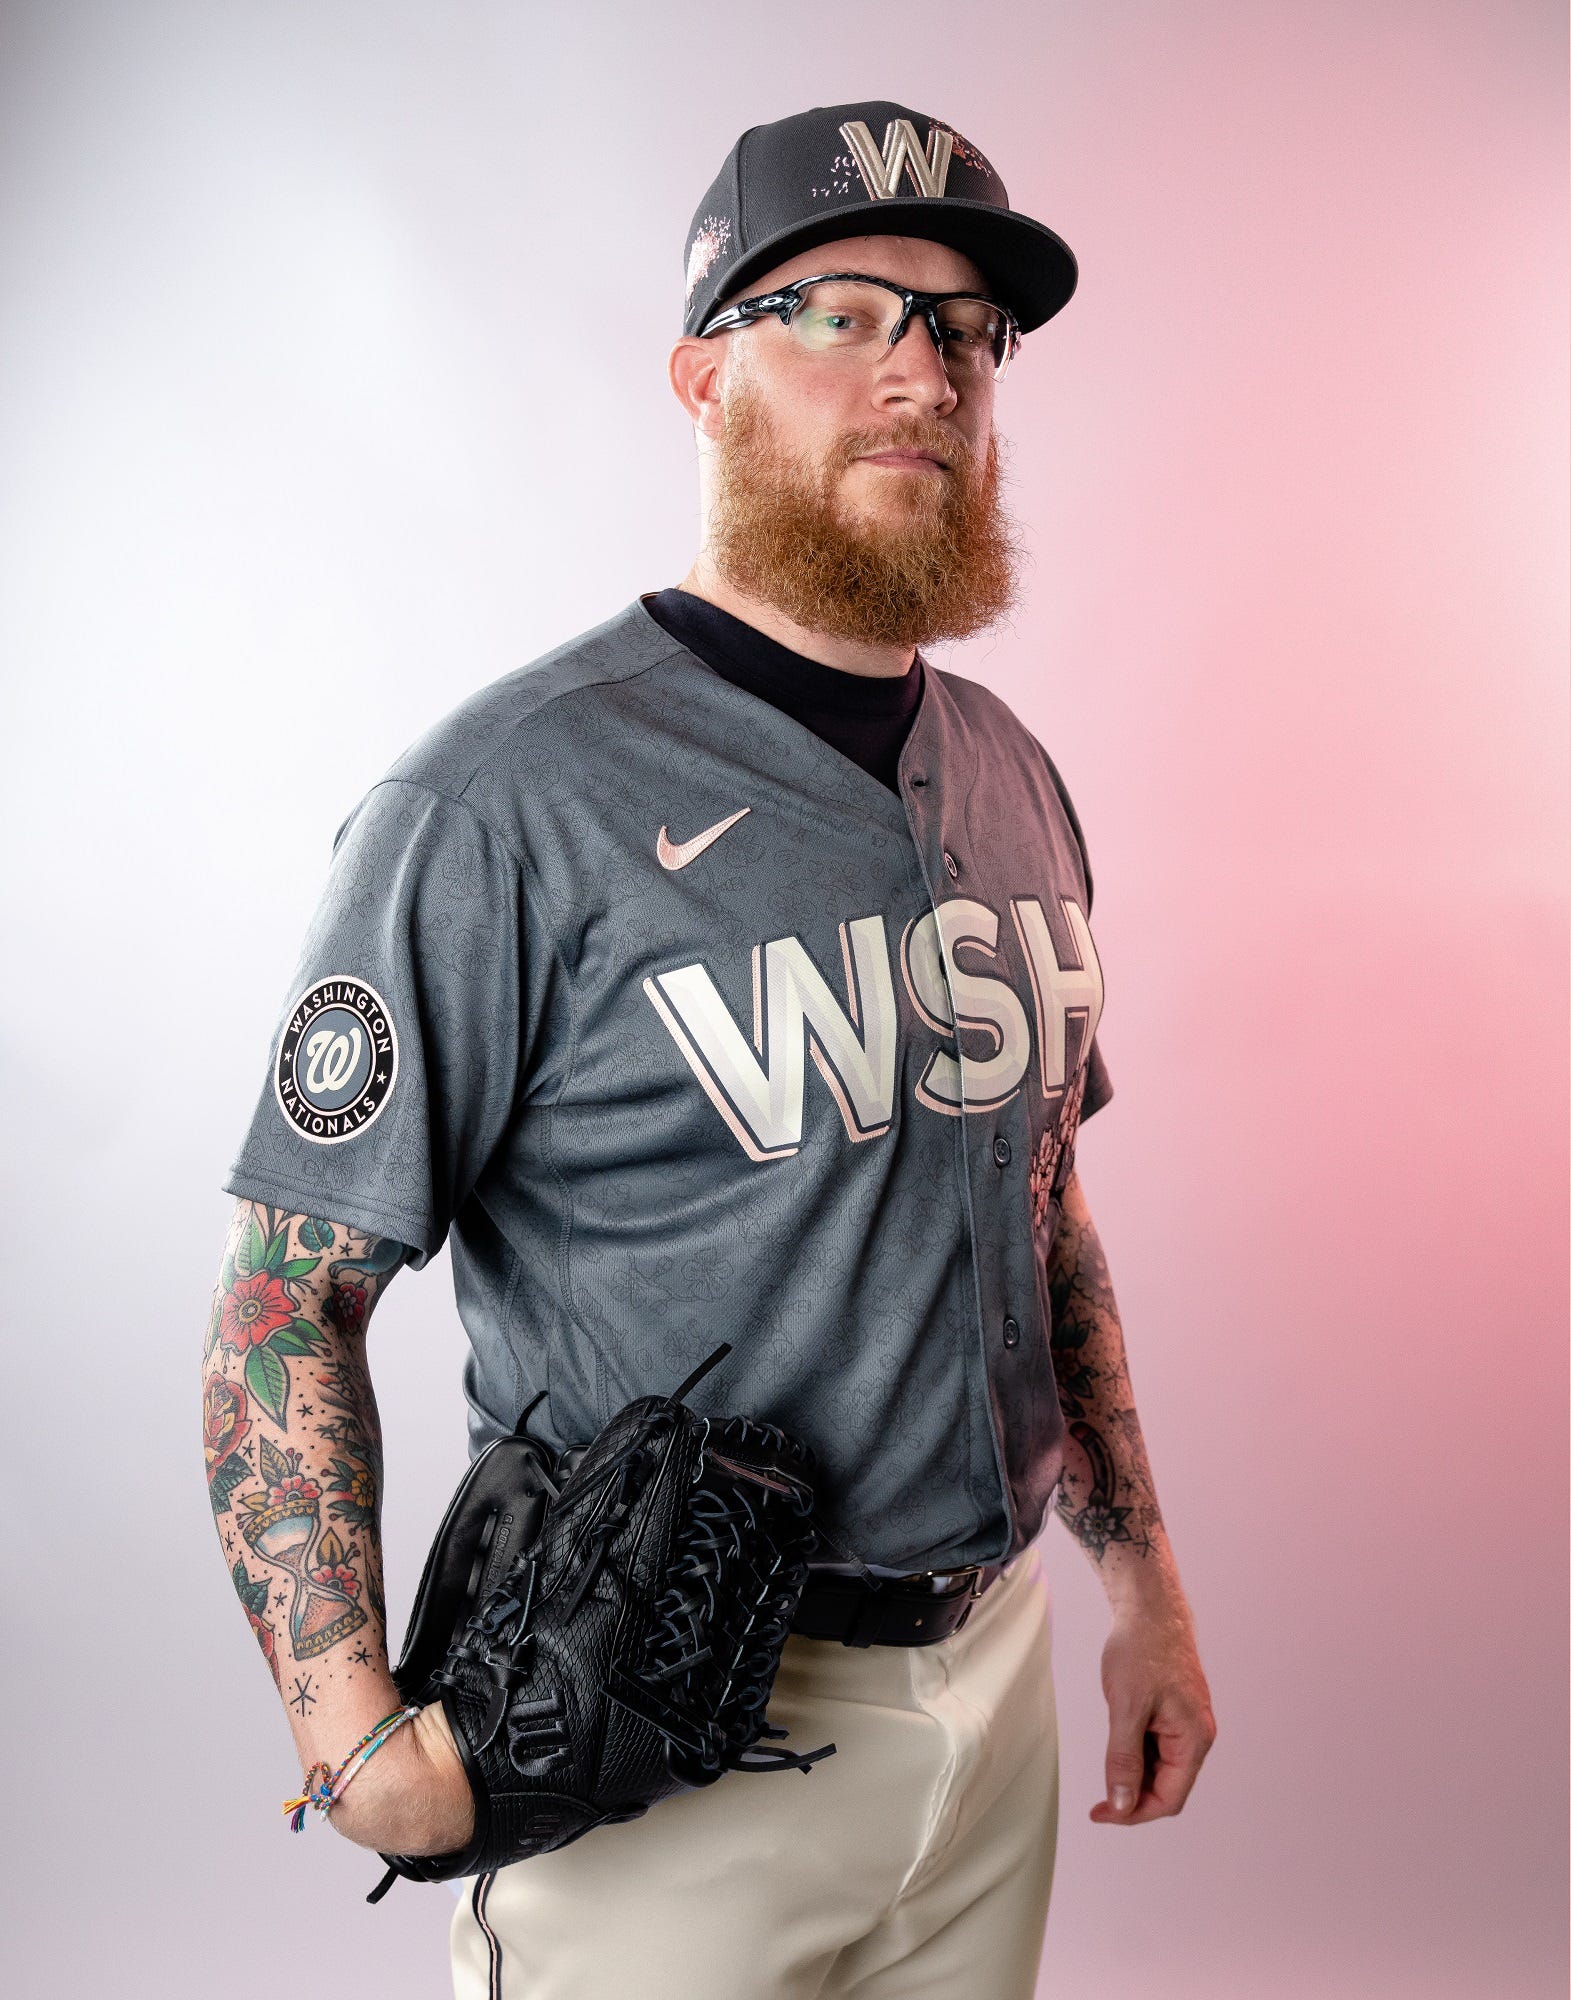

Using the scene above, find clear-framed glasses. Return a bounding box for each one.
[699,272,1022,382]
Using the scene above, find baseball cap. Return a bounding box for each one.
[681,101,1078,340]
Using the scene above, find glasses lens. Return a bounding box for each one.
[934,298,1012,377]
[788,281,1013,378]
[790,280,904,353]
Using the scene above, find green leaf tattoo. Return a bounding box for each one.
[210,1456,249,1516]
[238,1213,266,1280]
[268,1321,324,1357]
[231,1558,271,1623]
[300,1218,336,1252]
[245,1345,290,1427]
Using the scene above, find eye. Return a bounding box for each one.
[792,303,882,351]
[804,307,872,333]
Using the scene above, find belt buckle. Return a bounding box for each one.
[951,1568,985,1632]
[915,1565,983,1602]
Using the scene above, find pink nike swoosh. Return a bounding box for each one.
[656,806,751,870]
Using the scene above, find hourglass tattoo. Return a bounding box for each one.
[1044,1172,1166,1570]
[202,1202,405,1684]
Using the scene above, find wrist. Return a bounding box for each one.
[290,1671,404,1771]
[1106,1566,1190,1626]
[1099,1539,1188,1620]
[320,1701,475,1857]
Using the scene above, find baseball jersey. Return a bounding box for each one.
[225,595,1113,1572]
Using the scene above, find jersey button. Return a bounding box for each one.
[943,850,959,879]
[992,1136,1012,1166]
[1002,1316,1020,1348]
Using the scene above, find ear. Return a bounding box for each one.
[668,333,731,443]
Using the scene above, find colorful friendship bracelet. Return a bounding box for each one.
[283,1704,423,1832]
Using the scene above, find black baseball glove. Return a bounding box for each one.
[367,1343,836,1900]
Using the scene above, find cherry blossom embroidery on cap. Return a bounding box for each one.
[685,214,732,307]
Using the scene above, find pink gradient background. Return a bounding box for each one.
[0,4,1563,1996]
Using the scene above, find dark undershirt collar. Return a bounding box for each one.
[639,587,925,799]
[640,589,923,721]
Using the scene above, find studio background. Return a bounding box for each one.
[1,3,1565,1996]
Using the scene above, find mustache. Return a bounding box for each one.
[833,426,972,473]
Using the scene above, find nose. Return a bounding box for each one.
[875,310,959,416]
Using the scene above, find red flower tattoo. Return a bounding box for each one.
[219,1272,295,1351]
[310,1563,360,1596]
[267,1472,319,1504]
[267,1473,321,1506]
[329,1280,368,1334]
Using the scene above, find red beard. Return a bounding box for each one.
[704,376,1024,650]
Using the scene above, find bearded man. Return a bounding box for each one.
[208,100,1216,2000]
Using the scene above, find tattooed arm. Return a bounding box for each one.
[1046,1168,1218,1824]
[1045,1169,1186,1610]
[202,1199,474,1854]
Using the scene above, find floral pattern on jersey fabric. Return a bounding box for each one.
[1029,1060,1089,1231]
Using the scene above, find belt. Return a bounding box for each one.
[789,1562,1007,1648]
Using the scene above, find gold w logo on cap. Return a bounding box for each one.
[839,119,955,201]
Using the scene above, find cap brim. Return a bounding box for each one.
[703,198,1078,336]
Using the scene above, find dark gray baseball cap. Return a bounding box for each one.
[681,101,1078,340]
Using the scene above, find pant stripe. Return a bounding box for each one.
[472,1871,503,2000]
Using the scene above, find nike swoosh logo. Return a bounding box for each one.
[656,806,751,871]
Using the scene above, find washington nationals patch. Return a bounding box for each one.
[273,976,399,1144]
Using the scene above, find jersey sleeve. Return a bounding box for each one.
[223,780,526,1267]
[1034,740,1115,1125]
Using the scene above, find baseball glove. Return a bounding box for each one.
[367,1342,836,1901]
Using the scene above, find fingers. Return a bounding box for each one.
[1090,1710,1215,1825]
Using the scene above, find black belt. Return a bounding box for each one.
[789,1562,1007,1648]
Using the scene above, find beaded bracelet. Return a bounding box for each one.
[283,1704,423,1831]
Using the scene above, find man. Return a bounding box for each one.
[205,100,1216,1998]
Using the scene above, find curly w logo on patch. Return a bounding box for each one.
[273,975,398,1144]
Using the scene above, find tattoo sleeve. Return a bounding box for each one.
[202,1199,407,1748]
[1045,1170,1182,1606]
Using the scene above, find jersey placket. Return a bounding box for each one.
[895,680,1029,1566]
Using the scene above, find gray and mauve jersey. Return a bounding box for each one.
[225,596,1113,1572]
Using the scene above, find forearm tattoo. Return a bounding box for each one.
[202,1203,404,1695]
[1045,1177,1166,1569]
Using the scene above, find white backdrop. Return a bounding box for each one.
[1,5,1565,1997]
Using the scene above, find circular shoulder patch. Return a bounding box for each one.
[273,976,399,1144]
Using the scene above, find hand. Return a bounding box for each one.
[1089,1595,1217,1825]
[323,1703,477,1856]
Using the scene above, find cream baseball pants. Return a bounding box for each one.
[450,1540,1059,2000]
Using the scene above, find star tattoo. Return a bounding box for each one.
[290,1675,317,1716]
[350,1644,373,1667]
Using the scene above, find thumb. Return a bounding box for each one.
[1103,1728,1146,1815]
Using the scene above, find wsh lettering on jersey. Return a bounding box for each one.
[642,894,1102,1162]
